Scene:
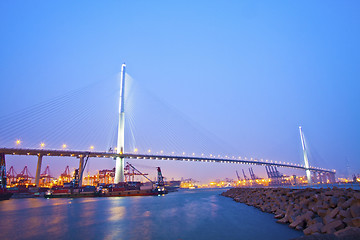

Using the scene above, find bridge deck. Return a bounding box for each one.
[0,148,334,173]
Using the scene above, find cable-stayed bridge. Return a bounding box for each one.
[0,64,336,187]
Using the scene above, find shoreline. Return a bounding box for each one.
[221,187,360,239]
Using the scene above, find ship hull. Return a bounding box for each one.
[44,189,160,198]
[0,192,13,200]
[45,192,98,198]
[100,189,158,197]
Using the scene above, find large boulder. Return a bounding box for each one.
[334,226,360,239]
[339,209,352,219]
[354,192,360,200]
[329,196,339,208]
[341,198,354,209]
[349,204,360,218]
[303,222,323,235]
[318,208,328,218]
[290,215,305,229]
[329,207,340,219]
[321,219,345,234]
[351,217,360,228]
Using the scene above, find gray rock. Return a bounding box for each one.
[329,207,340,219]
[334,226,360,239]
[349,204,360,218]
[342,198,354,209]
[321,220,345,234]
[290,215,305,229]
[303,222,323,235]
[351,217,360,228]
[318,209,328,218]
[330,196,339,208]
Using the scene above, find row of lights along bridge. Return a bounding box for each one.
[11,139,332,172]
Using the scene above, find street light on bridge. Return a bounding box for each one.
[16,139,21,145]
[40,142,45,148]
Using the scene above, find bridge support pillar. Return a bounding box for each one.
[114,157,124,183]
[0,153,6,189]
[321,173,326,184]
[319,172,324,184]
[35,154,43,187]
[78,156,85,187]
[315,172,320,184]
[330,173,336,183]
[328,173,333,183]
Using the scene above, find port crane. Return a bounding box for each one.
[126,163,167,194]
[236,170,241,181]
[6,166,17,185]
[242,169,248,181]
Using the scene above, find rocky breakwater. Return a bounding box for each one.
[222,187,360,238]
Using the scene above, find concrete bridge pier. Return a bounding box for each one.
[327,172,336,183]
[35,154,43,187]
[317,172,322,184]
[0,153,6,189]
[331,173,336,183]
[78,155,85,187]
[321,173,327,184]
[326,173,331,184]
[313,172,319,184]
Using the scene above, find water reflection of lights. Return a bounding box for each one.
[108,206,126,221]
[143,211,151,217]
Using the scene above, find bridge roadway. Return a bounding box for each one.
[0,147,334,174]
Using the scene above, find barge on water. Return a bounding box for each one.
[45,183,165,198]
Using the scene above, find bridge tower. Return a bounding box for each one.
[299,126,312,184]
[114,63,126,183]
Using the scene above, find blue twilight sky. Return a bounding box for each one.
[0,1,359,182]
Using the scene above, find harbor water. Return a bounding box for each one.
[0,188,303,240]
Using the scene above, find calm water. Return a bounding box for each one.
[0,189,302,240]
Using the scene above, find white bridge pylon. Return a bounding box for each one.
[114,63,126,183]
